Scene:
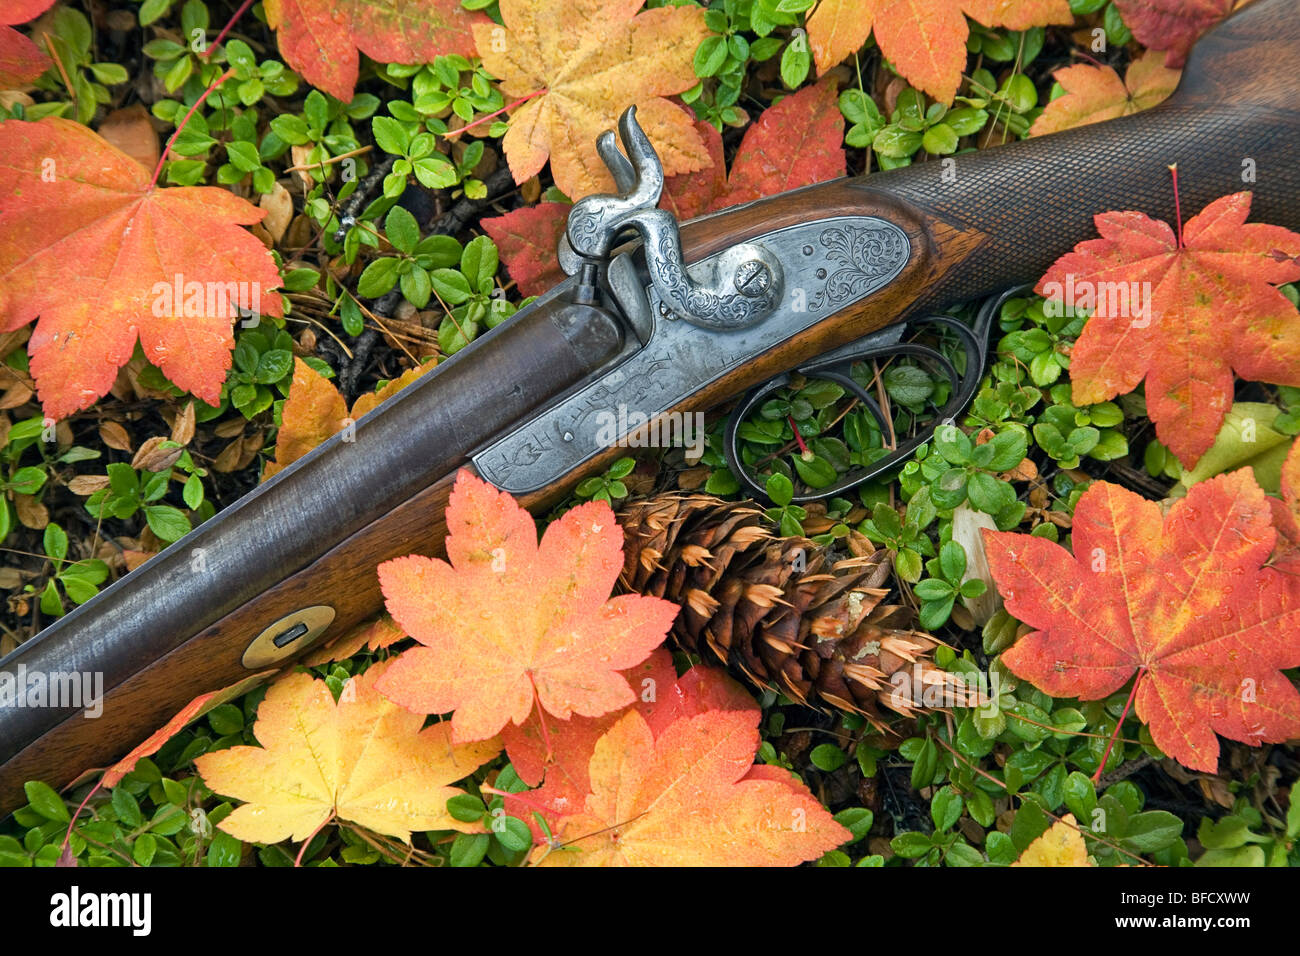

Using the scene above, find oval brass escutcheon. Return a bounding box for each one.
[242,605,336,669]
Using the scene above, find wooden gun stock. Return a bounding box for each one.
[3,0,1299,811]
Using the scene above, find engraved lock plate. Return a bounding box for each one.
[472,215,911,494]
[242,605,336,668]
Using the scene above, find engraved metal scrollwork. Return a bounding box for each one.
[808,223,911,312]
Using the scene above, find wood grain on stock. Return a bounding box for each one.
[3,0,1299,811]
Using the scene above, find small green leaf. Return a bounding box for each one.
[809,744,847,772]
[24,781,69,823]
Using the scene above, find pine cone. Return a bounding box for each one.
[617,494,977,730]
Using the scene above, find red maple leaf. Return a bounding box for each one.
[0,117,284,419]
[983,470,1300,773]
[1036,190,1300,469]
[480,202,571,299]
[376,471,679,742]
[264,0,486,102]
[0,0,53,88]
[665,78,845,214]
[1112,0,1233,69]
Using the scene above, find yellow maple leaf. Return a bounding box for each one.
[1012,814,1094,866]
[194,661,500,845]
[474,0,711,199]
[1030,49,1180,136]
[263,357,437,480]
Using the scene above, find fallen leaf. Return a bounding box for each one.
[474,0,711,198]
[1113,0,1233,68]
[0,1,53,88]
[1036,191,1300,468]
[14,493,46,529]
[1012,814,1093,866]
[500,647,756,804]
[1269,439,1300,555]
[302,612,406,666]
[264,0,486,102]
[1030,50,1180,136]
[807,0,874,76]
[97,105,160,172]
[848,0,1073,104]
[480,202,570,298]
[98,420,133,453]
[263,357,437,479]
[530,708,848,866]
[103,671,275,787]
[66,474,110,496]
[706,77,845,210]
[258,183,294,245]
[131,435,183,473]
[984,470,1300,773]
[0,117,284,419]
[1175,401,1291,495]
[376,470,678,742]
[195,661,500,844]
[169,399,196,446]
[658,116,727,221]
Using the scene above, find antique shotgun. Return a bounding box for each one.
[3,0,1300,811]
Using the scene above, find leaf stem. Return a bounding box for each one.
[787,415,809,456]
[294,811,334,867]
[1092,666,1145,785]
[443,89,548,140]
[41,33,76,104]
[1168,163,1184,249]
[205,0,255,58]
[283,144,374,173]
[149,67,236,190]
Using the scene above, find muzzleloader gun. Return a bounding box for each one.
[2,0,1299,811]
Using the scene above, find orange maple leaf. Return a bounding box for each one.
[1036,190,1300,469]
[808,0,1073,103]
[500,648,757,804]
[195,661,501,844]
[530,708,849,866]
[0,117,284,420]
[473,0,711,199]
[1030,49,1180,136]
[983,470,1300,773]
[376,470,679,742]
[262,356,437,479]
[264,0,486,102]
[0,0,53,87]
[301,612,406,667]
